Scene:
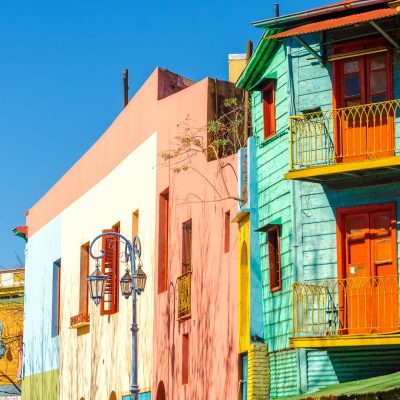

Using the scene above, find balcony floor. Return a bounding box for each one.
[290,333,400,348]
[284,156,400,188]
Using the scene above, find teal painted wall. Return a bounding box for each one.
[307,348,400,393]
[249,26,400,398]
[252,42,294,353]
[269,350,298,399]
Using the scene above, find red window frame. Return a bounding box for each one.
[224,211,230,253]
[182,219,192,274]
[268,226,281,292]
[182,333,189,384]
[262,81,276,140]
[79,242,90,315]
[331,37,393,110]
[158,188,169,293]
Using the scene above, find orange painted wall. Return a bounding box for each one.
[153,80,239,399]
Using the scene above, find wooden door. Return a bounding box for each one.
[334,50,393,162]
[344,213,371,333]
[340,205,398,334]
[370,211,398,332]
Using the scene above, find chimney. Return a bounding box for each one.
[123,68,129,108]
[275,3,280,17]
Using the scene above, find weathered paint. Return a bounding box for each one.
[238,215,250,354]
[24,69,203,400]
[22,217,61,400]
[247,344,269,400]
[21,369,58,400]
[239,9,400,397]
[306,348,400,393]
[58,134,157,400]
[269,350,298,399]
[153,77,240,399]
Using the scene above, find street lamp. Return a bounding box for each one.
[88,233,146,400]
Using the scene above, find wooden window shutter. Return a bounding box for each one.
[182,220,192,274]
[268,226,281,292]
[101,227,119,315]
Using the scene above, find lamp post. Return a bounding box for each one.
[88,233,146,400]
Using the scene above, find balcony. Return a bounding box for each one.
[285,99,400,187]
[290,276,400,348]
[177,271,191,321]
[70,312,90,329]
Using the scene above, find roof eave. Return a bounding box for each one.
[252,0,387,28]
[236,29,280,90]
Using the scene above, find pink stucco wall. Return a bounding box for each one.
[153,75,239,400]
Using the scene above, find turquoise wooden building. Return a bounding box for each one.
[237,0,400,398]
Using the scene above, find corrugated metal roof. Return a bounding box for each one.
[267,8,398,39]
[252,0,388,28]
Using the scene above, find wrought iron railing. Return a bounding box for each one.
[289,99,400,170]
[292,275,399,336]
[177,271,191,320]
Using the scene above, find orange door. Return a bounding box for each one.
[344,213,371,334]
[335,51,393,162]
[341,206,398,334]
[370,211,398,332]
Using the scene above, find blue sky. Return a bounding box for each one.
[0,0,324,268]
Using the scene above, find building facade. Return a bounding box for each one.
[0,268,24,399]
[238,0,400,398]
[22,67,244,400]
[153,76,243,400]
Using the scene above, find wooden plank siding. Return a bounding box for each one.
[252,42,294,353]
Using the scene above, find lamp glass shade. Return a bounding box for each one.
[88,267,107,305]
[133,264,147,294]
[120,270,133,299]
[0,340,6,359]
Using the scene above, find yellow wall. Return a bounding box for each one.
[238,215,250,353]
[228,56,247,83]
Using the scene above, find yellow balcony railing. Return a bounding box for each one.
[177,271,191,320]
[292,275,399,337]
[289,99,400,170]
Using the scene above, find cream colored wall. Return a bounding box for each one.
[58,133,157,400]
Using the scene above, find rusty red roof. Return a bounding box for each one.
[267,7,398,39]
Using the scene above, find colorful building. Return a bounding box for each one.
[0,268,24,399]
[22,66,244,400]
[237,0,400,398]
[152,71,244,399]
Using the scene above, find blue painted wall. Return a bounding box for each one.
[23,216,61,378]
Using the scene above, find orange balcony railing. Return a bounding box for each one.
[289,99,400,170]
[177,272,191,320]
[292,275,399,337]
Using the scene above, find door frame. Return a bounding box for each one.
[336,202,397,281]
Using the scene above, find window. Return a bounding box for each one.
[158,188,169,293]
[182,220,192,274]
[224,211,230,253]
[182,333,189,384]
[79,243,90,315]
[101,225,120,315]
[268,226,281,292]
[334,50,392,107]
[52,259,61,336]
[262,81,276,140]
